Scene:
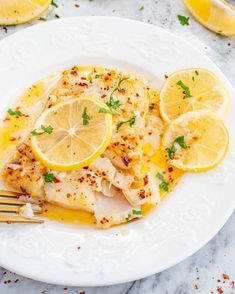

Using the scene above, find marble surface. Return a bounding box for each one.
[0,0,234,293]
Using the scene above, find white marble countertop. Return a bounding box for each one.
[0,0,234,293]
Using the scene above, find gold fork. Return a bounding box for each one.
[0,189,44,224]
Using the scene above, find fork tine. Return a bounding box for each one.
[0,198,27,205]
[0,215,44,223]
[0,205,42,213]
[0,190,25,198]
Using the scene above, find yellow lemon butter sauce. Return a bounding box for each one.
[0,69,183,225]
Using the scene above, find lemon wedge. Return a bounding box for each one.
[31,97,112,171]
[159,68,229,123]
[184,0,235,36]
[162,110,229,172]
[0,0,52,25]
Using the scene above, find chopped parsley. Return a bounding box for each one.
[192,76,195,81]
[140,5,144,11]
[125,213,131,222]
[31,125,53,136]
[132,209,142,215]
[7,108,23,116]
[195,70,199,75]
[106,76,129,110]
[177,15,190,26]
[117,115,136,131]
[55,14,60,18]
[82,107,91,125]
[39,17,47,21]
[156,173,169,192]
[166,136,188,160]
[177,80,192,98]
[51,0,58,8]
[20,187,27,193]
[43,172,55,183]
[99,108,119,115]
[88,74,100,84]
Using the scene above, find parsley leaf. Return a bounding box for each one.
[140,5,144,11]
[156,172,169,192]
[7,108,23,116]
[117,115,136,131]
[99,108,119,115]
[177,15,190,26]
[174,136,188,149]
[106,76,129,110]
[55,14,60,18]
[125,213,131,222]
[177,80,192,98]
[132,209,142,215]
[43,172,55,183]
[39,17,47,21]
[195,70,199,75]
[165,136,188,160]
[51,0,58,8]
[82,107,91,125]
[31,125,53,136]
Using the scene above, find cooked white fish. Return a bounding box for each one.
[0,66,161,228]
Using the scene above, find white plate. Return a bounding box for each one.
[0,17,234,287]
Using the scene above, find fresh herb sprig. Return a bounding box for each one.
[177,80,192,98]
[31,125,53,136]
[177,15,190,26]
[51,0,58,8]
[99,108,119,115]
[117,115,136,131]
[43,172,55,183]
[156,173,169,192]
[7,108,23,116]
[166,136,188,160]
[106,76,129,110]
[82,107,91,125]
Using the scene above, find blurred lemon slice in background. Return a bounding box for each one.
[184,0,235,36]
[0,0,52,25]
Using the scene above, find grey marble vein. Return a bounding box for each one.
[0,0,234,293]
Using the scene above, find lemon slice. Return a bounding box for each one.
[162,110,229,171]
[31,97,112,171]
[184,0,235,36]
[0,0,51,25]
[159,68,229,123]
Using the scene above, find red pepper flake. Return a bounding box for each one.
[9,137,16,142]
[2,272,6,275]
[4,281,7,284]
[78,82,88,87]
[77,246,81,250]
[230,281,235,289]
[2,26,7,33]
[80,291,86,294]
[217,279,221,283]
[53,177,60,183]
[75,3,80,8]
[217,286,223,294]
[164,74,168,79]
[194,284,198,290]
[14,279,19,283]
[64,288,68,291]
[222,273,230,280]
[66,193,71,198]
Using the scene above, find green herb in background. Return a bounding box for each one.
[177,15,190,26]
